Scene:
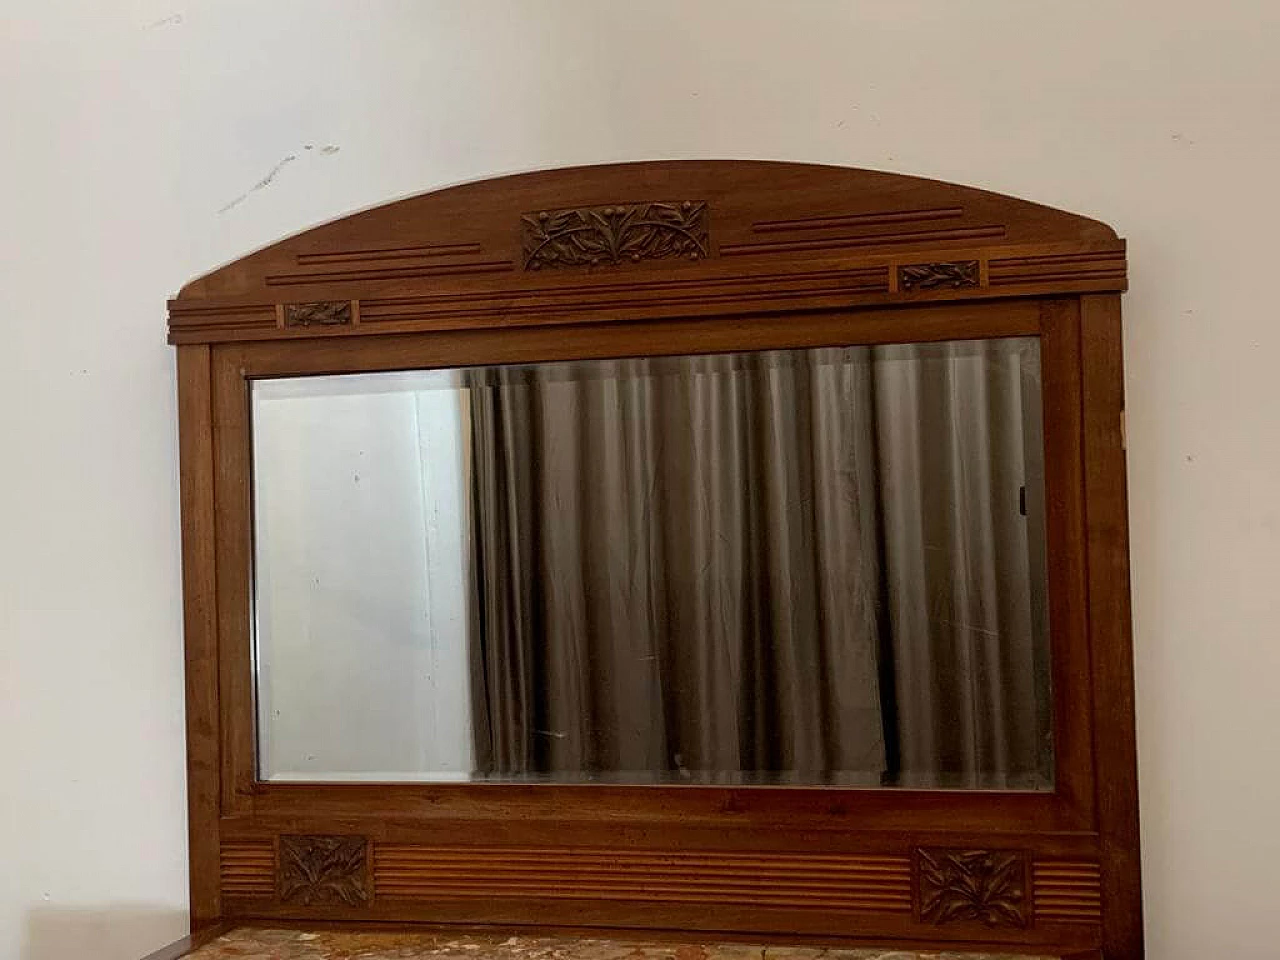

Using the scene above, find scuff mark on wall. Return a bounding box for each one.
[217,154,298,214]
[145,13,184,29]
[216,146,342,215]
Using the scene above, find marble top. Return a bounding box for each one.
[184,927,1056,960]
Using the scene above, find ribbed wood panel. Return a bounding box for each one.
[373,846,912,912]
[220,839,276,898]
[168,302,277,338]
[357,266,890,327]
[1032,860,1102,924]
[988,250,1126,287]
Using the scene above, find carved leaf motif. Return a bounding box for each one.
[284,300,352,327]
[899,260,980,291]
[916,848,1027,927]
[279,835,369,906]
[522,201,708,270]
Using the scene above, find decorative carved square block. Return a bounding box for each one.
[899,260,981,291]
[279,835,370,906]
[284,300,353,327]
[915,848,1028,927]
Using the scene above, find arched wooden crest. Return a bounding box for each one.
[169,160,1125,342]
[168,162,1140,960]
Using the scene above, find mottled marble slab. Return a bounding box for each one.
[184,927,1057,960]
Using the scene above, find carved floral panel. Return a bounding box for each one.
[522,201,708,269]
[915,848,1027,927]
[279,835,369,906]
[898,260,980,291]
[284,300,353,327]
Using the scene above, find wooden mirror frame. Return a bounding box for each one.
[168,161,1141,959]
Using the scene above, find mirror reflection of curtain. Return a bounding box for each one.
[465,340,1048,787]
[872,341,1050,786]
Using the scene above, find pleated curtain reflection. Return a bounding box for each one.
[464,341,1048,787]
[872,340,1051,786]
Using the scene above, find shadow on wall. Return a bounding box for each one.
[23,905,188,960]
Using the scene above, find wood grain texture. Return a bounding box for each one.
[220,840,275,899]
[355,265,890,331]
[196,296,1111,952]
[1033,861,1102,925]
[374,846,911,912]
[176,345,221,925]
[168,161,1124,344]
[720,224,1006,258]
[267,259,513,287]
[1079,295,1144,960]
[1038,301,1096,829]
[752,204,965,233]
[989,251,1126,287]
[198,298,1109,956]
[295,241,482,264]
[210,301,1040,383]
[170,162,1137,956]
[170,303,278,342]
[212,352,255,814]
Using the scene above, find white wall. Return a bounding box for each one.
[2,1,1277,957]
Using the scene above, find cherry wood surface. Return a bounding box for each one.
[168,161,1140,958]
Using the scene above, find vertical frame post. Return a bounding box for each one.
[1080,294,1144,959]
[177,344,221,925]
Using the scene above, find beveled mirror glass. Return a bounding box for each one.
[251,336,1052,789]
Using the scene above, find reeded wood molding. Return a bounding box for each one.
[279,836,370,907]
[915,848,1028,928]
[1033,860,1103,924]
[372,844,912,913]
[165,242,1126,345]
[168,161,1126,344]
[220,839,275,898]
[215,831,1106,947]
